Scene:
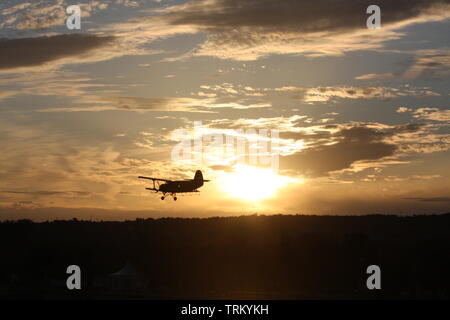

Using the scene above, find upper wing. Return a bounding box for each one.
[138,176,172,182]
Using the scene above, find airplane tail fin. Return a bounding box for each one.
[194,170,204,183]
[194,170,210,186]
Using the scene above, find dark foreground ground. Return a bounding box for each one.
[1,213,450,299]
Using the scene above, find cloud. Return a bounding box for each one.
[0,190,92,197]
[0,91,17,100]
[115,0,140,7]
[134,115,308,167]
[0,34,116,71]
[26,82,272,112]
[413,107,450,121]
[396,106,413,113]
[147,116,449,177]
[6,74,442,112]
[405,197,450,202]
[288,86,440,102]
[357,50,450,81]
[0,70,121,101]
[273,119,450,176]
[38,94,270,112]
[207,115,308,131]
[11,201,42,210]
[0,120,157,210]
[394,106,450,122]
[403,51,450,80]
[355,72,396,80]
[2,0,449,76]
[0,0,70,31]
[154,0,450,60]
[4,77,270,114]
[0,1,138,32]
[197,83,441,103]
[280,125,398,176]
[163,0,450,33]
[273,85,440,103]
[0,1,167,73]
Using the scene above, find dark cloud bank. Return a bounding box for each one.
[0,34,115,70]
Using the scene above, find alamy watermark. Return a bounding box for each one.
[66,264,81,290]
[171,121,280,172]
[66,5,81,30]
[366,5,381,29]
[366,265,381,290]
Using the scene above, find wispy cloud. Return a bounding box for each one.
[38,95,271,112]
[275,85,440,102]
[152,0,450,60]
[413,107,450,121]
[357,50,450,81]
[198,83,442,103]
[405,197,450,202]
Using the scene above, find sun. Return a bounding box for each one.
[218,165,297,201]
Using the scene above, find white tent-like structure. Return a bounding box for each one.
[107,260,142,292]
[110,260,138,277]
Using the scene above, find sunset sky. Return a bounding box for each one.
[0,0,449,220]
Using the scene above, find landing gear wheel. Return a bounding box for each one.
[161,196,165,200]
[173,197,177,201]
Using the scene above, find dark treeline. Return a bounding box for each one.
[1,213,450,299]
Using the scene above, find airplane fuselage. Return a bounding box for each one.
[159,179,203,193]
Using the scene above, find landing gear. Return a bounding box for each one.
[169,193,178,201]
[160,193,177,201]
